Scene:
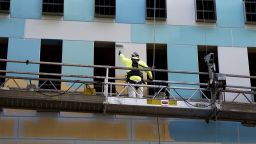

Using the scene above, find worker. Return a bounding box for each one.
[119,50,153,98]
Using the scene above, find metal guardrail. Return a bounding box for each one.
[1,58,256,123]
[0,58,256,102]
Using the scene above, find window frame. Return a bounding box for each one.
[195,0,217,23]
[95,0,116,18]
[244,0,256,24]
[42,0,64,16]
[0,0,10,13]
[146,0,167,20]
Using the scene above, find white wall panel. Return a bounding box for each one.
[25,20,131,42]
[218,47,253,102]
[167,0,196,26]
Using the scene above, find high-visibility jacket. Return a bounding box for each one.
[119,53,153,82]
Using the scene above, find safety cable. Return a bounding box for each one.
[152,0,161,144]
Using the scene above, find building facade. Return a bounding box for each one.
[1,0,256,143]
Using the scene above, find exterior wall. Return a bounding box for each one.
[64,0,94,22]
[1,0,256,143]
[61,40,94,91]
[218,47,253,102]
[1,109,256,144]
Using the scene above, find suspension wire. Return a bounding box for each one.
[201,0,208,55]
[152,0,160,143]
[153,0,156,69]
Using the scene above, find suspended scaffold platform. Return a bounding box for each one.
[0,56,256,125]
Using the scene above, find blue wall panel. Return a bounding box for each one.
[6,38,40,78]
[62,40,94,81]
[168,45,200,99]
[64,0,94,21]
[232,28,256,47]
[216,0,244,27]
[11,0,42,19]
[169,120,238,142]
[204,27,233,47]
[132,24,256,47]
[116,0,145,24]
[0,18,24,38]
[131,24,172,43]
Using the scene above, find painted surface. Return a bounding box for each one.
[169,120,253,143]
[1,110,256,143]
[218,46,252,102]
[0,117,16,137]
[11,0,42,19]
[6,38,40,78]
[168,45,200,99]
[0,18,24,38]
[216,0,244,27]
[22,20,256,48]
[61,40,94,91]
[64,0,94,22]
[131,24,171,44]
[167,0,196,26]
[21,117,128,140]
[116,0,145,24]
[232,28,256,47]
[25,19,131,42]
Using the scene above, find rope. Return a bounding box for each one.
[152,1,160,143]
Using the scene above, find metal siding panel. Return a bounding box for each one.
[167,0,196,26]
[11,0,42,19]
[218,46,253,102]
[116,0,145,24]
[25,20,131,42]
[216,0,244,27]
[168,45,200,99]
[0,18,25,38]
[64,0,94,21]
[6,38,40,78]
[62,40,94,82]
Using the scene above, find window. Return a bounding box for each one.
[39,39,63,90]
[94,41,115,93]
[0,37,8,85]
[198,46,218,99]
[248,48,256,101]
[146,0,167,20]
[147,43,168,97]
[0,0,10,13]
[95,0,116,18]
[195,0,217,22]
[42,0,64,15]
[244,0,256,24]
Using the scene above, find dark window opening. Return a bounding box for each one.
[146,0,167,20]
[198,45,218,99]
[0,0,10,13]
[0,37,8,85]
[94,41,115,93]
[248,48,256,101]
[95,0,116,18]
[39,39,62,90]
[244,0,256,24]
[147,44,168,97]
[42,0,64,15]
[195,0,216,23]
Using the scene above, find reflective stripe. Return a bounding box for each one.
[129,76,142,81]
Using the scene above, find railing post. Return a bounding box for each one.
[104,68,109,98]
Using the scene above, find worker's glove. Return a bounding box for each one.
[118,50,122,55]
